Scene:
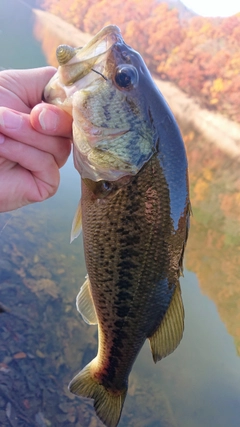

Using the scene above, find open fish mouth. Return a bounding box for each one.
[43,25,122,110]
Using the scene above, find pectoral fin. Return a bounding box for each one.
[149,284,184,363]
[70,200,82,243]
[76,276,98,325]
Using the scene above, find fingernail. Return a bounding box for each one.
[0,110,23,130]
[39,108,59,131]
[0,134,5,144]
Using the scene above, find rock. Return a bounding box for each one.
[89,416,98,427]
[0,259,12,272]
[23,278,59,299]
[0,397,6,408]
[35,411,48,427]
[0,409,7,424]
[29,263,52,279]
[36,350,46,359]
[6,402,18,427]
[55,413,69,423]
[13,352,27,359]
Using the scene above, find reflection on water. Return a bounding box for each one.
[0,1,240,426]
[0,0,46,69]
[183,127,240,356]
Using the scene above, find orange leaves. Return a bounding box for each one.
[193,168,213,202]
[220,192,240,220]
[146,4,184,61]
[82,0,157,34]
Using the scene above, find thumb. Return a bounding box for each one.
[30,103,73,138]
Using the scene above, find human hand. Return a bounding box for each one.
[0,67,72,213]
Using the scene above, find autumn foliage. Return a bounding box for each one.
[39,0,240,123]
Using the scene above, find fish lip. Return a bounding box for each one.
[74,25,122,63]
[64,25,122,81]
[44,25,122,107]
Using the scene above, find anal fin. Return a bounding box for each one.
[76,276,98,325]
[149,284,184,363]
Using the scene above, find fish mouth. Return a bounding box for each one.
[44,25,122,110]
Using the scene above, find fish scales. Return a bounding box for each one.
[44,24,190,427]
[81,155,181,388]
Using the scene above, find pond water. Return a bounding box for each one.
[0,1,240,427]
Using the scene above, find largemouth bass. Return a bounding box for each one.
[44,25,190,427]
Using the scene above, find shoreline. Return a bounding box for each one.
[33,9,240,161]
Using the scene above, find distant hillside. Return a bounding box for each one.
[33,8,240,159]
[38,0,240,124]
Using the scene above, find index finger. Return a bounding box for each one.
[0,67,57,111]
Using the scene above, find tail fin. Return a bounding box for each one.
[69,361,127,427]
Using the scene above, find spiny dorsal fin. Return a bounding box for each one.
[70,199,82,243]
[76,276,98,325]
[149,284,184,363]
[69,361,127,427]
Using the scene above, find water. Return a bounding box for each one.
[0,1,240,426]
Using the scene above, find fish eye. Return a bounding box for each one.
[102,181,112,192]
[114,65,139,90]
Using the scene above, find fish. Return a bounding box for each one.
[44,25,190,427]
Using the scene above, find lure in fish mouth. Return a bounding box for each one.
[44,25,190,427]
